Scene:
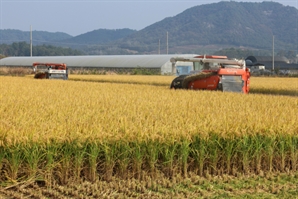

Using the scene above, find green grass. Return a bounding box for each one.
[1,134,298,187]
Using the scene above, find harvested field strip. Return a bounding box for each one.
[69,74,173,86]
[0,170,298,198]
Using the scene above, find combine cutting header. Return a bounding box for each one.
[33,62,68,80]
[170,55,250,93]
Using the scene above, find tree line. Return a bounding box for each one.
[213,48,297,62]
[0,42,296,64]
[0,42,84,57]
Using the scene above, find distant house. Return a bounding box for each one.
[246,56,298,71]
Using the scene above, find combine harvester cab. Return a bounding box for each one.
[170,55,250,93]
[33,62,68,80]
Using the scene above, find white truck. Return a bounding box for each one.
[33,62,68,80]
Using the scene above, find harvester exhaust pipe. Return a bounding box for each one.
[171,62,176,75]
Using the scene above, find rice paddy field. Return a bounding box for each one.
[0,75,298,198]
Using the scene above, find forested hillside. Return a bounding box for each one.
[0,1,297,57]
[60,29,136,45]
[114,1,297,54]
[0,42,84,57]
[0,29,72,45]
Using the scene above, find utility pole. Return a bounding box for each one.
[166,32,168,54]
[30,25,32,57]
[272,35,274,71]
[158,39,160,54]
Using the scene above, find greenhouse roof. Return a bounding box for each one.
[0,54,197,68]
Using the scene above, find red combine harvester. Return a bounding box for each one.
[33,62,68,80]
[170,55,250,93]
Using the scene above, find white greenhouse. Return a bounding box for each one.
[0,54,197,75]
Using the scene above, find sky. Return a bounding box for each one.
[0,0,297,36]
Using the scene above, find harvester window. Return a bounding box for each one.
[203,63,210,69]
[193,62,204,70]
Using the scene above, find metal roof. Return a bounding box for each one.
[246,56,289,63]
[0,54,197,68]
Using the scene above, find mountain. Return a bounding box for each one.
[0,1,297,55]
[0,28,136,47]
[60,28,136,45]
[114,1,298,54]
[0,29,72,44]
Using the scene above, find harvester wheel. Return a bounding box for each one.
[170,75,188,89]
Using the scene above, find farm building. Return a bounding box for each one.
[246,56,298,71]
[0,54,197,75]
